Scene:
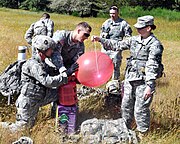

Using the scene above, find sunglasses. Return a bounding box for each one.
[84,33,90,38]
[109,7,118,10]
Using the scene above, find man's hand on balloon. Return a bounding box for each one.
[66,62,79,76]
[91,35,100,42]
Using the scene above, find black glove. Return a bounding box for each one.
[66,62,79,76]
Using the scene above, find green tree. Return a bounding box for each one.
[128,0,177,10]
[20,0,51,11]
[0,0,18,8]
[49,0,76,14]
[49,0,106,17]
[73,0,106,17]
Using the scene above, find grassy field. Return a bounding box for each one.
[0,8,179,144]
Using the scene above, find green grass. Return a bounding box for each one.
[0,8,179,144]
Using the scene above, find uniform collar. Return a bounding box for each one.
[68,31,77,46]
[33,54,43,63]
[137,33,154,45]
[110,17,123,24]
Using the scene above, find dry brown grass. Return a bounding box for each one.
[0,8,179,144]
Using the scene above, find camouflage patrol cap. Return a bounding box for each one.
[134,15,156,29]
[32,35,55,51]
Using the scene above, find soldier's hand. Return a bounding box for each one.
[91,35,100,42]
[66,62,79,76]
[143,85,152,100]
[59,66,68,84]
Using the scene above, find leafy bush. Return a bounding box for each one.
[118,6,180,21]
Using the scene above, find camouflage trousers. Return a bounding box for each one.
[112,57,121,80]
[15,88,58,128]
[102,49,122,80]
[121,80,153,133]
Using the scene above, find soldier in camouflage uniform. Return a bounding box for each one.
[50,22,92,117]
[0,35,71,132]
[92,15,164,134]
[52,22,92,70]
[25,13,54,55]
[101,5,132,82]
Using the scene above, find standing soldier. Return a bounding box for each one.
[52,22,92,70]
[92,15,164,139]
[51,22,92,134]
[100,5,132,94]
[25,13,54,55]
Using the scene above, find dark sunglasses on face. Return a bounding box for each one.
[109,7,118,10]
[84,33,90,38]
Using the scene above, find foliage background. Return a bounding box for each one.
[0,0,179,17]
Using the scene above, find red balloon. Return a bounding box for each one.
[75,51,113,87]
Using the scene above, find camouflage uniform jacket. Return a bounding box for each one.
[20,54,66,100]
[25,18,54,45]
[52,30,85,69]
[100,18,132,57]
[100,33,164,86]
